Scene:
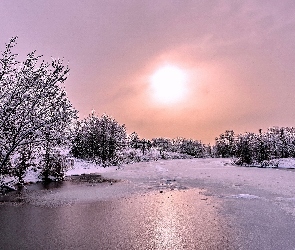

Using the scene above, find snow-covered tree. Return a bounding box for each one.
[179,138,205,158]
[269,127,295,158]
[235,132,256,165]
[127,132,140,149]
[151,137,172,153]
[0,37,77,181]
[71,113,127,166]
[254,129,271,163]
[215,130,236,158]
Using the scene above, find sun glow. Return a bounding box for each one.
[150,65,188,105]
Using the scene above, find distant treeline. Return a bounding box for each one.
[214,127,295,165]
[70,112,212,167]
[71,111,295,168]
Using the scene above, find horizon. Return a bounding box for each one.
[1,1,295,144]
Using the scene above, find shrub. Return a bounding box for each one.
[71,113,127,166]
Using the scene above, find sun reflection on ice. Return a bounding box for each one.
[148,189,229,250]
[154,194,182,248]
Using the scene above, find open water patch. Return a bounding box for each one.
[0,174,120,207]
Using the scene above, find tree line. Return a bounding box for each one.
[214,128,295,166]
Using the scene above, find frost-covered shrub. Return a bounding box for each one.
[141,148,162,161]
[117,148,159,164]
[150,137,209,158]
[12,146,35,185]
[215,130,236,158]
[118,148,193,164]
[151,138,173,152]
[71,113,127,166]
[118,148,143,164]
[179,139,205,157]
[161,151,193,160]
[127,132,141,149]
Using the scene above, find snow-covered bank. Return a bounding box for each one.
[2,157,295,192]
[0,148,192,190]
[100,158,295,197]
[2,157,295,217]
[269,158,295,169]
[237,158,295,169]
[0,158,115,191]
[65,159,119,176]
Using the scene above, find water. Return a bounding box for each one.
[0,180,234,250]
[3,163,295,250]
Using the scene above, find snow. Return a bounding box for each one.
[65,159,118,176]
[2,157,295,192]
[261,158,295,169]
[23,169,41,183]
[1,158,116,188]
[276,158,295,169]
[2,157,295,216]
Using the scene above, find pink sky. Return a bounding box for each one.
[1,1,295,143]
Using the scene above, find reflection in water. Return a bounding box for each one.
[154,194,182,248]
[0,188,233,249]
[147,190,228,249]
[40,180,65,190]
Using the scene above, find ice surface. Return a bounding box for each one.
[229,194,260,199]
[2,157,295,198]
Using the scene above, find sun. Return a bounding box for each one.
[150,65,188,105]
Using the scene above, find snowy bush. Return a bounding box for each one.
[215,130,236,158]
[71,113,127,167]
[150,137,209,158]
[117,148,193,164]
[118,148,143,164]
[12,145,35,185]
[178,139,205,157]
[127,132,141,149]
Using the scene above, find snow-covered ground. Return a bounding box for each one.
[2,157,295,191]
[65,158,119,176]
[268,158,295,168]
[0,158,117,190]
[23,160,110,182]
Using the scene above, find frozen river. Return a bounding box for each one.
[1,158,295,249]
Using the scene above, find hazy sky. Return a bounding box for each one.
[1,1,295,143]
